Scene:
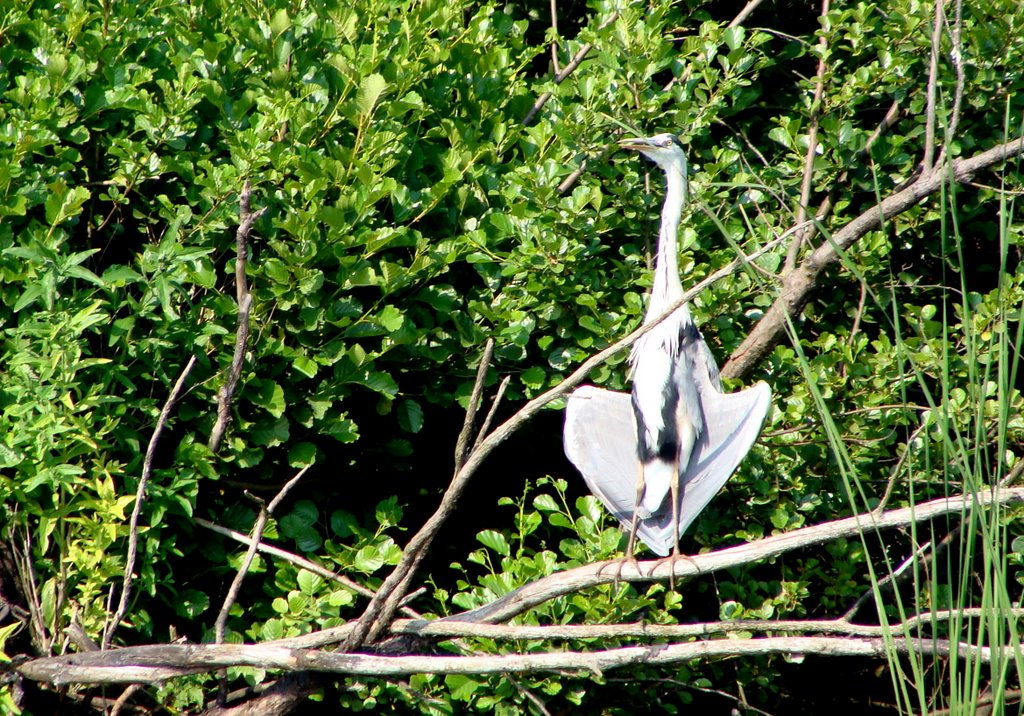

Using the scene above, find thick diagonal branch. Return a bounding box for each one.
[722,136,1024,380]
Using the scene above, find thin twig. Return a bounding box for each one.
[842,527,960,622]
[548,0,560,75]
[611,677,776,716]
[209,180,266,452]
[522,12,619,126]
[936,0,966,168]
[15,529,50,653]
[195,518,389,604]
[837,277,869,379]
[874,420,928,513]
[104,355,198,649]
[214,468,310,706]
[922,0,945,173]
[214,468,311,645]
[454,339,494,472]
[109,684,143,716]
[929,689,1023,716]
[471,375,510,453]
[784,0,829,273]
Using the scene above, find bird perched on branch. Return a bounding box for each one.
[563,133,771,560]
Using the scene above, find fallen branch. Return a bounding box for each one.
[269,606,1024,649]
[13,489,1022,688]
[445,487,1024,624]
[14,635,1004,686]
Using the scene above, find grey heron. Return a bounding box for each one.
[563,133,771,561]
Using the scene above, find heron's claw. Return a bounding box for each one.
[652,548,699,590]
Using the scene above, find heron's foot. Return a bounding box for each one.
[652,551,700,590]
[598,552,643,588]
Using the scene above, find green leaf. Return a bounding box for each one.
[521,365,546,388]
[330,509,358,538]
[296,569,323,595]
[445,674,480,701]
[292,355,318,378]
[45,184,91,225]
[476,529,510,556]
[356,73,387,118]
[269,8,290,36]
[533,494,560,512]
[261,619,284,641]
[396,399,424,433]
[251,381,287,418]
[378,305,404,332]
[176,589,210,618]
[353,545,384,573]
[287,442,317,467]
[723,25,744,51]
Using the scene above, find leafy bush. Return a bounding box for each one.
[2,0,1023,713]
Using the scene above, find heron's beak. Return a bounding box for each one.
[618,137,654,151]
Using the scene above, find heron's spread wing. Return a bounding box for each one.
[563,386,638,526]
[564,379,771,557]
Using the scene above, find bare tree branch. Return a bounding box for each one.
[472,375,510,454]
[203,673,322,716]
[727,0,767,28]
[209,180,266,453]
[547,0,560,75]
[273,606,1021,647]
[445,488,1024,625]
[104,355,198,650]
[14,635,1006,686]
[214,468,310,644]
[211,468,308,705]
[195,518,395,606]
[109,684,144,716]
[722,136,1024,381]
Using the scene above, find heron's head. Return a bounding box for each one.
[618,133,687,174]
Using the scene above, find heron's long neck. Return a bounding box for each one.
[648,164,687,319]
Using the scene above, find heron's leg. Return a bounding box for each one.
[667,459,680,590]
[605,463,646,587]
[625,462,645,560]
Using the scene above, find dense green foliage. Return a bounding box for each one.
[1,0,1023,712]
